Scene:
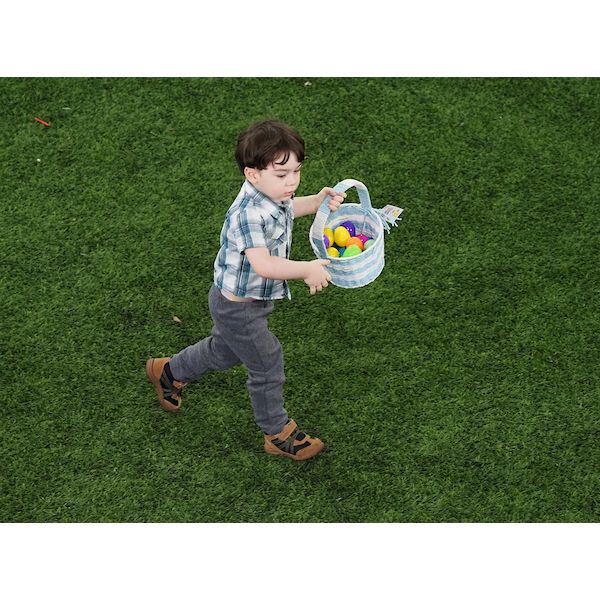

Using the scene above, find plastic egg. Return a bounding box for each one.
[323,234,330,249]
[343,245,362,258]
[327,246,340,257]
[356,234,369,245]
[334,226,351,247]
[338,246,345,257]
[340,221,356,237]
[324,227,334,247]
[346,236,364,251]
[363,238,375,251]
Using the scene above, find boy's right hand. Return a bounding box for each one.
[304,259,332,295]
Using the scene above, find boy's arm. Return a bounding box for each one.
[244,247,332,295]
[293,187,347,218]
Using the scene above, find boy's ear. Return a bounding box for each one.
[244,166,258,183]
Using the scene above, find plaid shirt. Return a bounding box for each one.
[214,180,294,300]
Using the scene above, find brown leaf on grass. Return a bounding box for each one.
[173,316,182,323]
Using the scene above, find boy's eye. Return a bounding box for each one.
[276,169,300,178]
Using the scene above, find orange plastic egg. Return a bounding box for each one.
[346,236,364,251]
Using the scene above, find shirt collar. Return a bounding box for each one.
[243,180,293,218]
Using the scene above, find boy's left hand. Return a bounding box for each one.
[318,187,347,212]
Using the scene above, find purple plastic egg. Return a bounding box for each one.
[340,221,356,237]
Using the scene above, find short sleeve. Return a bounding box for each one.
[233,206,268,253]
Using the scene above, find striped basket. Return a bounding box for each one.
[309,179,396,288]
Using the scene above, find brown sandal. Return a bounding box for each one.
[146,357,186,411]
[264,420,324,460]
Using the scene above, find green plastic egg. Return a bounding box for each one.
[343,244,362,258]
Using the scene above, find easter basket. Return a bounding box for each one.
[309,179,399,288]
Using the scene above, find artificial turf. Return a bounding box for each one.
[1,77,600,522]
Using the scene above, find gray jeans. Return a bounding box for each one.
[169,284,288,435]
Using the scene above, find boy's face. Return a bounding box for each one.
[244,153,302,203]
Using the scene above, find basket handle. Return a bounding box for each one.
[312,179,372,255]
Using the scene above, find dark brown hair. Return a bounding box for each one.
[235,120,305,173]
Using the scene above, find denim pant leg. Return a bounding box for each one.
[169,285,288,435]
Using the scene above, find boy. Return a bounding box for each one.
[146,120,346,460]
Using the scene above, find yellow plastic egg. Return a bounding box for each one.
[324,227,334,248]
[334,226,350,248]
[327,246,340,257]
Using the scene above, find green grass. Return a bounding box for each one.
[2,77,600,522]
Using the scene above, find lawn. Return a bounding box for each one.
[1,77,600,524]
